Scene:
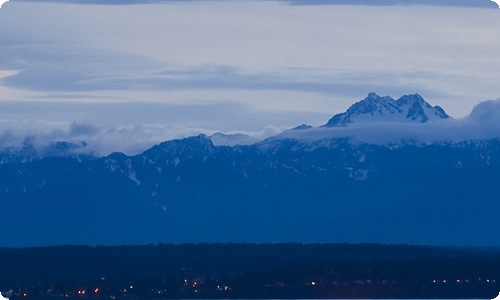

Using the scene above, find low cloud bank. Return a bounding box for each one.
[0,121,282,157]
[1,100,500,157]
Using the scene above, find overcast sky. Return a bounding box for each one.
[0,0,500,155]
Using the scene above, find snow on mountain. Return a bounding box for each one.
[0,138,94,164]
[1,93,497,164]
[2,93,500,246]
[323,92,450,127]
[265,93,456,148]
[0,137,39,164]
[2,129,500,246]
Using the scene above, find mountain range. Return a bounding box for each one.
[1,93,499,247]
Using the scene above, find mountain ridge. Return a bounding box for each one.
[0,93,499,247]
[1,134,499,246]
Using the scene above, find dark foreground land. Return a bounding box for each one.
[0,243,499,299]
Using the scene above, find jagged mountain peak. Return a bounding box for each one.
[396,93,426,105]
[291,124,313,131]
[396,93,449,122]
[323,93,450,127]
[142,134,216,160]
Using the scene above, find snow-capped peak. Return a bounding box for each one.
[323,93,450,127]
[396,94,449,122]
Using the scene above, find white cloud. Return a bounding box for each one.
[0,100,297,155]
[1,2,500,115]
[9,0,499,8]
[2,98,500,157]
[0,120,286,156]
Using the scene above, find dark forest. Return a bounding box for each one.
[0,243,499,299]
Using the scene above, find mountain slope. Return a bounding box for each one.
[1,134,499,247]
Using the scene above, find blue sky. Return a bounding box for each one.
[0,0,499,154]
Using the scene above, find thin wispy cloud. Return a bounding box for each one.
[9,0,499,8]
[286,0,497,8]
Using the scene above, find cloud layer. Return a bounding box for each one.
[1,98,500,157]
[1,2,500,113]
[0,100,300,155]
[10,0,500,8]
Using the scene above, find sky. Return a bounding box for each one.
[0,0,500,155]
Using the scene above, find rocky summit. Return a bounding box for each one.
[323,92,450,127]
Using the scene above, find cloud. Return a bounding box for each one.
[0,100,305,155]
[0,120,284,156]
[284,0,497,8]
[1,1,500,119]
[0,42,163,92]
[467,100,500,124]
[463,100,500,139]
[2,98,500,157]
[69,122,100,136]
[0,120,197,156]
[10,0,499,8]
[0,53,455,102]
